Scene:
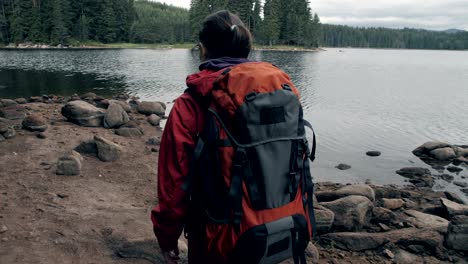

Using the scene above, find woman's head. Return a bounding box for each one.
[199,10,252,60]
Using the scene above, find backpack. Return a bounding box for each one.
[184,62,316,264]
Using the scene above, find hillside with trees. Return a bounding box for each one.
[0,0,466,50]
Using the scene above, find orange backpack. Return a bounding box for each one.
[184,62,316,264]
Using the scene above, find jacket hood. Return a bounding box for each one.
[186,57,250,101]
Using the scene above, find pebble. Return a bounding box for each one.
[1,237,8,242]
[0,225,8,233]
[383,249,394,259]
[36,132,47,139]
[151,148,158,153]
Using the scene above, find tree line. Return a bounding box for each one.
[1,0,466,50]
[321,24,468,50]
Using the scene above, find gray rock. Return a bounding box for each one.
[61,100,105,127]
[314,205,335,233]
[335,163,351,170]
[446,215,468,251]
[429,147,456,161]
[137,101,165,116]
[36,132,47,139]
[412,141,451,156]
[305,243,319,263]
[388,228,445,257]
[0,134,5,142]
[0,105,26,120]
[29,96,43,103]
[103,103,129,128]
[15,98,27,104]
[80,92,96,100]
[440,198,468,217]
[108,100,132,113]
[147,114,161,126]
[316,184,375,202]
[0,118,8,133]
[94,136,122,162]
[146,137,161,145]
[382,198,405,210]
[3,127,16,139]
[393,249,424,264]
[366,151,381,157]
[321,195,373,231]
[320,232,390,251]
[444,191,466,204]
[454,181,468,188]
[22,114,48,132]
[436,174,454,182]
[0,99,17,107]
[115,127,143,137]
[404,210,449,231]
[56,150,83,176]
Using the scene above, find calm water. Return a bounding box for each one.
[1,48,467,193]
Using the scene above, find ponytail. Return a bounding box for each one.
[199,10,252,59]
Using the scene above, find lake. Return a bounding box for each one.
[1,48,467,193]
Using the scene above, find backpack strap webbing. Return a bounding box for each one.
[182,136,205,192]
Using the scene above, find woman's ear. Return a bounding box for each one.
[199,43,207,61]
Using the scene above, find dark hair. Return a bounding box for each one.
[199,10,252,59]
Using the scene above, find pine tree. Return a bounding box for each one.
[50,0,69,45]
[261,0,280,46]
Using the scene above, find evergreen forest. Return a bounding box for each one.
[0,0,467,50]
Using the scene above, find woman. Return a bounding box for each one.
[151,10,253,264]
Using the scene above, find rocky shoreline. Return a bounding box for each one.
[0,94,467,263]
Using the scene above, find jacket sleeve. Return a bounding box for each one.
[151,94,201,251]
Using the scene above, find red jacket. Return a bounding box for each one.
[151,57,250,255]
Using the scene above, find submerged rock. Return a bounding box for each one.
[335,163,351,170]
[61,100,105,127]
[447,166,463,173]
[366,151,381,157]
[396,167,434,188]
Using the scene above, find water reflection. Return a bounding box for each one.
[0,68,127,98]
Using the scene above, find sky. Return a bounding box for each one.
[153,0,468,31]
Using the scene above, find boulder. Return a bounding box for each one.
[0,118,8,133]
[382,198,405,210]
[335,163,351,170]
[316,184,375,202]
[445,215,468,251]
[403,210,449,231]
[0,105,26,120]
[94,136,122,162]
[15,98,27,104]
[0,134,5,142]
[81,92,97,100]
[22,114,48,132]
[429,147,456,161]
[115,127,143,137]
[0,99,17,107]
[393,249,424,264]
[320,232,390,251]
[108,100,132,113]
[412,141,451,156]
[387,228,445,258]
[147,114,161,126]
[321,195,373,231]
[103,103,129,128]
[61,100,105,127]
[136,101,165,116]
[56,150,83,176]
[314,205,335,233]
[440,198,468,218]
[29,96,43,103]
[366,151,381,157]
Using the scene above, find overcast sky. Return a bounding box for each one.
[153,0,468,31]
